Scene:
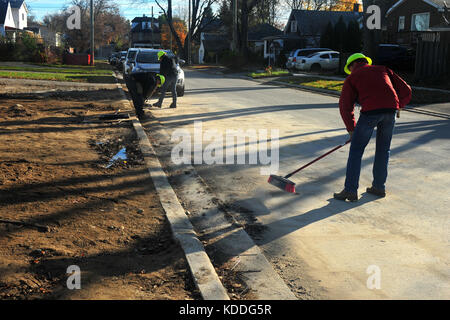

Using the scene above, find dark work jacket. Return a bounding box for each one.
[159,54,178,78]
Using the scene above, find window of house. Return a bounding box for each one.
[291,20,297,33]
[398,16,405,31]
[411,12,430,31]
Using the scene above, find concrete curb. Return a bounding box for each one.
[114,83,229,300]
[143,117,298,300]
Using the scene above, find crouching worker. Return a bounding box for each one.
[334,53,412,202]
[125,72,157,118]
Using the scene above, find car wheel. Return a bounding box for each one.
[177,85,185,97]
[310,64,321,72]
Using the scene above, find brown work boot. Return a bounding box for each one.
[333,189,358,202]
[366,186,386,197]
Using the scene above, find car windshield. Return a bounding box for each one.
[127,51,137,59]
[136,51,159,63]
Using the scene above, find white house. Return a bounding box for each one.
[0,1,15,36]
[0,0,28,36]
[10,0,27,30]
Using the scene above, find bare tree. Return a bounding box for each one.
[43,0,129,52]
[282,0,306,10]
[134,0,218,60]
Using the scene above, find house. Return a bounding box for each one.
[198,19,228,64]
[247,23,283,61]
[0,1,14,36]
[10,0,27,29]
[0,0,28,36]
[283,9,363,50]
[198,33,229,64]
[385,0,450,45]
[130,15,161,48]
[26,24,61,47]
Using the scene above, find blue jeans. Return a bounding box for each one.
[344,112,396,193]
[157,74,177,106]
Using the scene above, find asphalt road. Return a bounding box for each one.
[149,69,450,299]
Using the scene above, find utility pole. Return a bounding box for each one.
[90,0,94,65]
[232,0,237,52]
[188,0,191,64]
[151,6,154,48]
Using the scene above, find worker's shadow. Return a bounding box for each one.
[258,193,379,245]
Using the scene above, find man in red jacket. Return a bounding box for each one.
[334,53,412,201]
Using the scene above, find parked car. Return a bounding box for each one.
[295,51,340,72]
[108,52,120,66]
[116,51,127,70]
[123,48,139,77]
[286,48,332,70]
[132,48,185,96]
[377,44,415,71]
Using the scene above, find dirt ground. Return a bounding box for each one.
[0,84,200,300]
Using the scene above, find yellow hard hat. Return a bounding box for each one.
[157,51,166,60]
[344,53,372,74]
[156,74,165,87]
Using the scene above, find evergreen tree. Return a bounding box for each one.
[345,20,362,52]
[332,16,346,52]
[320,22,334,49]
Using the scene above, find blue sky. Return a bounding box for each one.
[26,0,291,27]
[26,0,166,22]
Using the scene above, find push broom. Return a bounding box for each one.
[268,139,351,193]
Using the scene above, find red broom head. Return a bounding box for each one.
[268,174,296,194]
[285,182,296,193]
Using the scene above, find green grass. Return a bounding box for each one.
[277,76,450,104]
[0,70,116,83]
[299,79,344,92]
[0,65,112,75]
[0,61,115,83]
[278,76,344,92]
[248,70,290,78]
[32,61,112,70]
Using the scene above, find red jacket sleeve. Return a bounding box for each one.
[339,78,357,132]
[387,68,412,108]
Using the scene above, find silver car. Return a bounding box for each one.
[123,48,139,76]
[132,48,185,96]
[295,51,340,72]
[286,48,332,70]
